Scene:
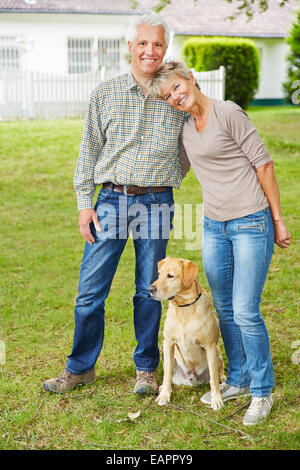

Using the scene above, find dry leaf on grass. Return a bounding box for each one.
[128,411,141,421]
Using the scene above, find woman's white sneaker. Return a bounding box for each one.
[243,395,273,426]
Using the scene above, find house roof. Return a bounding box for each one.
[0,0,298,38]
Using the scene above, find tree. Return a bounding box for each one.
[130,0,290,20]
[283,10,300,104]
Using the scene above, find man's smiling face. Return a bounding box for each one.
[128,23,167,80]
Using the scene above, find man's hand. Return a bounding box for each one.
[79,209,101,245]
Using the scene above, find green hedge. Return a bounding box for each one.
[283,10,300,104]
[182,37,260,109]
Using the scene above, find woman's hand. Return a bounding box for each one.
[256,163,291,249]
[273,218,291,248]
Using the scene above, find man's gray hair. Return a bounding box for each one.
[126,13,170,46]
[148,61,198,99]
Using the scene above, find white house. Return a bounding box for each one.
[0,0,298,105]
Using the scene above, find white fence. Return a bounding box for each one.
[193,66,225,102]
[0,66,225,121]
[0,68,105,120]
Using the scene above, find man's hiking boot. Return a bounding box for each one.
[43,368,96,394]
[133,371,158,394]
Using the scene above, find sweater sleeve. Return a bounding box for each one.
[221,101,273,169]
[178,131,191,179]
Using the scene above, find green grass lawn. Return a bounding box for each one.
[0,106,299,451]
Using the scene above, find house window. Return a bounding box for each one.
[68,37,120,76]
[98,38,120,76]
[0,37,20,69]
[68,38,93,73]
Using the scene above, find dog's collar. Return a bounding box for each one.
[168,292,202,308]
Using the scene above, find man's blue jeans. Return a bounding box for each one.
[202,208,275,397]
[66,185,174,375]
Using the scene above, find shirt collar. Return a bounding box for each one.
[127,72,152,100]
[127,72,138,91]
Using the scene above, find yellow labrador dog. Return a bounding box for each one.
[149,257,225,410]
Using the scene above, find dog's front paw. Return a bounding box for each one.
[156,391,171,406]
[211,394,224,410]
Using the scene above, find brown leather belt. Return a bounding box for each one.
[102,182,168,195]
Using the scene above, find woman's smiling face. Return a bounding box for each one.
[159,73,197,112]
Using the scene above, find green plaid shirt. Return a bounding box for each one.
[74,73,187,210]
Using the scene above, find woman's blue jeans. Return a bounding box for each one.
[66,185,174,375]
[202,208,275,397]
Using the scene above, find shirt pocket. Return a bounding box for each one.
[150,122,181,154]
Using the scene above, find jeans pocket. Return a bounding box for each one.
[97,188,110,202]
[203,217,210,228]
[94,189,111,211]
[237,210,266,231]
[240,210,265,221]
[237,222,265,232]
[149,189,174,206]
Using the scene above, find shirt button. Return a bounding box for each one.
[141,135,144,141]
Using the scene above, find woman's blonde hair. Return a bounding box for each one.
[148,60,199,99]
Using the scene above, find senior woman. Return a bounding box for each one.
[148,61,291,426]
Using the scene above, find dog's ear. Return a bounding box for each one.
[181,260,199,288]
[157,258,167,270]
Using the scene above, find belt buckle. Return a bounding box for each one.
[123,185,135,196]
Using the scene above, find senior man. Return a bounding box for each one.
[44,13,188,395]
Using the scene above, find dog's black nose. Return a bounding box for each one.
[149,285,157,296]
